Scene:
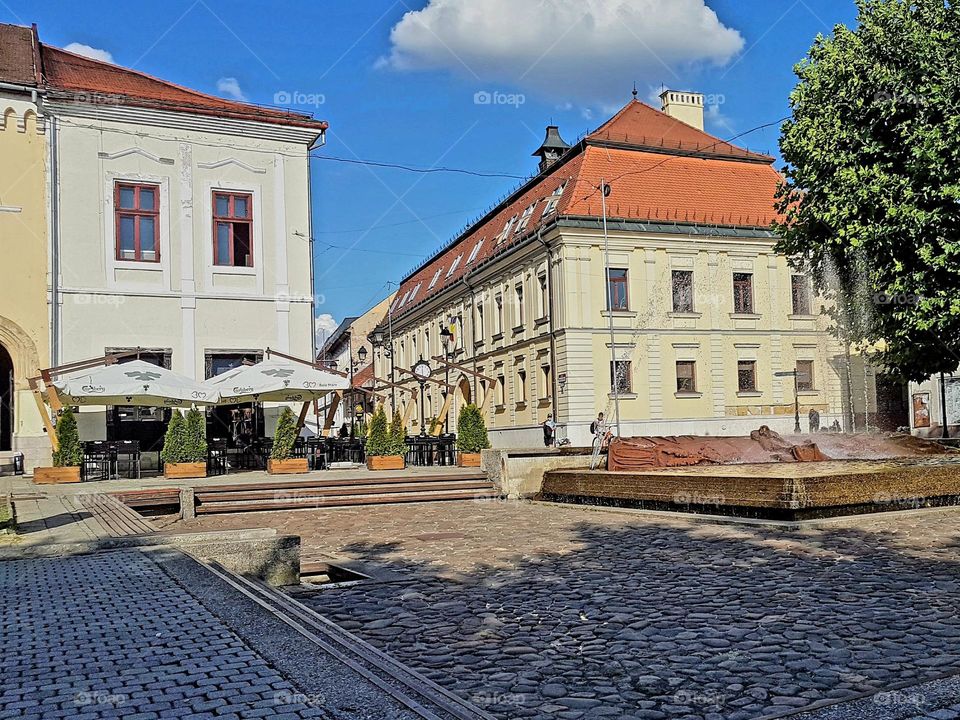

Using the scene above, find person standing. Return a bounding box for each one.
[542,413,557,447]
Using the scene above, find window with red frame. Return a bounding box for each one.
[115,183,159,262]
[213,192,253,267]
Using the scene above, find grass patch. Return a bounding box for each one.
[0,495,15,533]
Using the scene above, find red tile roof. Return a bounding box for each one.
[352,364,375,389]
[389,100,783,320]
[0,23,39,85]
[41,46,327,130]
[587,100,774,163]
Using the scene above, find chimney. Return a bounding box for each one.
[659,90,704,131]
[532,125,571,173]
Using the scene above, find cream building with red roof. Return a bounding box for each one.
[374,92,856,446]
[0,22,327,458]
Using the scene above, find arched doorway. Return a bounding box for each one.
[458,376,472,405]
[0,344,13,451]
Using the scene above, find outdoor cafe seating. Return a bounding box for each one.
[405,433,457,467]
[81,440,141,481]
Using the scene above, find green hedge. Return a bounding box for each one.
[456,404,490,453]
[52,408,82,468]
[271,406,298,460]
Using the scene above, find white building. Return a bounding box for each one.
[38,41,326,449]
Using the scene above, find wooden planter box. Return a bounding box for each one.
[367,455,405,471]
[33,466,81,484]
[458,452,482,468]
[164,462,207,480]
[268,458,309,475]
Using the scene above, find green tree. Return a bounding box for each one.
[271,406,299,460]
[389,410,407,455]
[775,0,960,381]
[52,407,82,467]
[456,404,490,453]
[365,404,391,456]
[184,408,208,463]
[160,410,186,464]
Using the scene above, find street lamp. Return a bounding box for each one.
[357,345,368,364]
[368,327,395,410]
[412,357,432,437]
[599,179,621,438]
[440,321,455,433]
[775,369,802,434]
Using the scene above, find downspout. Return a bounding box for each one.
[536,228,559,423]
[460,275,477,402]
[307,130,326,363]
[306,132,325,432]
[48,111,60,366]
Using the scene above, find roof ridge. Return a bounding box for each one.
[43,44,302,117]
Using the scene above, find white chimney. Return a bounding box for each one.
[659,89,704,131]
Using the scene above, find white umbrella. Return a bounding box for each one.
[204,357,348,404]
[53,359,218,407]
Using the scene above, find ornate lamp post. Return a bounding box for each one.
[440,320,455,434]
[368,328,395,410]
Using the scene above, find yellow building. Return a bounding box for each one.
[374,93,856,446]
[0,23,50,470]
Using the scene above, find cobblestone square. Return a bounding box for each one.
[178,501,960,719]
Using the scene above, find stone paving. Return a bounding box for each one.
[0,549,329,719]
[174,500,960,719]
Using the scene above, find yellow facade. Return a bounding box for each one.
[0,96,50,468]
[377,222,846,447]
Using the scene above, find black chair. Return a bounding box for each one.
[82,441,112,481]
[305,437,327,470]
[113,440,141,479]
[437,434,457,466]
[207,438,228,476]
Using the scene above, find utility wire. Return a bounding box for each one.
[314,207,485,234]
[311,154,527,180]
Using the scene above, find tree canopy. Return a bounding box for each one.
[775,0,960,381]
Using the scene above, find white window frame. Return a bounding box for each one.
[428,268,443,289]
[515,202,536,234]
[446,254,463,277]
[542,181,566,216]
[496,215,517,244]
[467,238,484,264]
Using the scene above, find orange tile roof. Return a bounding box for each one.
[352,364,375,389]
[0,23,39,85]
[40,45,327,130]
[389,99,783,321]
[588,99,773,162]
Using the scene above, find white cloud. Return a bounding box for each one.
[216,77,247,102]
[380,0,744,104]
[315,313,339,350]
[705,101,734,133]
[64,42,114,63]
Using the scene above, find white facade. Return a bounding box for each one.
[47,101,320,438]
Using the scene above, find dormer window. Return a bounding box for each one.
[467,238,484,264]
[399,289,411,307]
[542,182,566,217]
[408,282,423,303]
[429,268,443,289]
[515,202,536,234]
[447,254,463,277]
[496,215,517,244]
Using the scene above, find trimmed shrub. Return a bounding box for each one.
[52,407,82,467]
[365,405,391,456]
[184,408,208,463]
[160,410,186,464]
[389,410,407,455]
[456,404,490,453]
[271,406,299,460]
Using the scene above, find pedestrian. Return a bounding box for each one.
[808,408,821,433]
[542,413,556,447]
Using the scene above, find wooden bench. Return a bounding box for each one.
[74,493,156,538]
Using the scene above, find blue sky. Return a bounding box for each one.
[1,0,859,342]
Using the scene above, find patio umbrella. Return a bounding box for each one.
[53,360,219,407]
[204,357,348,404]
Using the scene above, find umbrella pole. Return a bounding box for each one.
[29,376,60,452]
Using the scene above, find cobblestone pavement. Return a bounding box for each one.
[0,550,330,719]
[177,501,960,720]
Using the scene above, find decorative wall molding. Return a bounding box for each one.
[197,158,266,174]
[98,147,175,164]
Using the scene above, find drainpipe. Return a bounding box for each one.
[460,275,477,402]
[536,228,559,423]
[307,132,325,363]
[48,112,60,366]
